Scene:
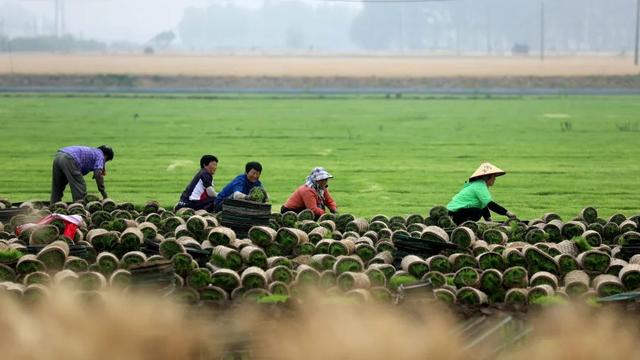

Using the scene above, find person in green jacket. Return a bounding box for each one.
[446,162,517,224]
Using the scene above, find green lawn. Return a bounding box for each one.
[0,94,638,220]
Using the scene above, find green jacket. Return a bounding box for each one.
[446,180,493,212]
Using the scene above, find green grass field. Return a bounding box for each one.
[0,94,638,220]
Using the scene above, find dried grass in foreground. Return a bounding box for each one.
[0,289,639,360]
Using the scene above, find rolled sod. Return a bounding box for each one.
[479,268,503,293]
[354,243,376,263]
[276,227,309,251]
[456,287,488,306]
[453,267,480,288]
[297,209,315,222]
[505,288,528,306]
[345,218,369,235]
[602,222,620,243]
[477,251,505,271]
[241,266,268,289]
[16,254,46,276]
[199,285,229,302]
[267,281,290,296]
[207,227,236,246]
[295,264,321,285]
[171,252,194,277]
[265,243,284,257]
[23,271,52,286]
[211,246,243,271]
[564,270,590,297]
[210,268,241,292]
[332,255,364,275]
[561,221,586,239]
[578,207,598,224]
[543,220,563,243]
[451,227,476,248]
[577,250,611,274]
[429,206,448,221]
[0,248,23,264]
[369,250,393,266]
[96,252,120,275]
[527,284,556,304]
[161,216,185,235]
[78,271,107,291]
[503,248,527,268]
[337,271,371,291]
[267,256,293,269]
[503,266,529,289]
[186,215,207,240]
[248,186,268,203]
[368,263,396,282]
[420,271,445,288]
[36,245,68,271]
[426,255,452,274]
[119,228,144,252]
[525,228,547,244]
[29,225,60,245]
[619,264,640,290]
[327,239,354,257]
[434,288,456,304]
[449,253,478,271]
[265,265,293,284]
[524,245,560,275]
[530,271,559,289]
[482,228,507,245]
[421,226,449,243]
[593,274,626,297]
[375,240,396,254]
[240,246,268,269]
[555,254,580,274]
[159,239,186,260]
[582,230,602,247]
[184,268,211,289]
[365,268,386,287]
[145,213,162,227]
[0,263,16,282]
[400,255,429,278]
[389,273,418,291]
[310,254,336,271]
[320,270,337,288]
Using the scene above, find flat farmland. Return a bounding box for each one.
[0,94,639,219]
[1,54,639,77]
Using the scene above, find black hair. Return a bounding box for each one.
[245,161,262,173]
[98,145,114,161]
[200,155,218,168]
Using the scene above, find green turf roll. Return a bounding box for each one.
[171,252,193,277]
[561,221,586,239]
[578,207,598,224]
[240,245,268,269]
[505,288,528,306]
[345,218,369,235]
[337,271,371,291]
[593,274,625,297]
[503,248,527,268]
[77,271,107,291]
[456,287,488,305]
[477,251,505,271]
[482,228,507,245]
[523,245,560,275]
[401,255,429,278]
[555,254,580,274]
[332,255,364,275]
[211,245,243,271]
[619,264,640,290]
[23,271,52,286]
[365,267,387,287]
[16,254,46,276]
[159,239,185,259]
[543,220,563,243]
[529,271,559,289]
[207,226,236,246]
[525,228,547,244]
[276,227,309,251]
[426,255,452,274]
[368,263,396,282]
[29,224,60,245]
[451,227,476,248]
[96,252,119,275]
[241,266,268,289]
[453,266,479,288]
[563,270,590,298]
[329,239,356,257]
[577,250,610,274]
[265,265,293,284]
[448,253,477,271]
[503,266,529,289]
[210,268,240,292]
[479,268,503,293]
[295,264,321,285]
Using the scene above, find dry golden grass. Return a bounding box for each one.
[1,288,639,360]
[0,54,638,78]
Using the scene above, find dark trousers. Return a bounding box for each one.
[175,197,217,212]
[51,152,86,203]
[449,207,490,225]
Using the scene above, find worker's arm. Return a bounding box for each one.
[203,174,217,198]
[323,189,338,213]
[487,201,508,216]
[301,188,325,217]
[93,169,108,199]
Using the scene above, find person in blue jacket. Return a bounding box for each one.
[215,161,266,210]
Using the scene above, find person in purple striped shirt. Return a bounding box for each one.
[50,145,114,203]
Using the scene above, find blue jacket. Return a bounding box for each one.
[215,174,263,206]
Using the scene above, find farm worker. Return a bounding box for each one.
[446,162,517,224]
[50,145,114,203]
[281,167,337,218]
[215,161,267,210]
[174,155,219,212]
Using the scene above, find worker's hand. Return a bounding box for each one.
[232,191,249,200]
[506,211,517,220]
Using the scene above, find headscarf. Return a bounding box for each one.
[304,167,334,203]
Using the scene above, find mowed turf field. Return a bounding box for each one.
[0,94,638,220]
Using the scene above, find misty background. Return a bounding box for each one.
[0,0,638,54]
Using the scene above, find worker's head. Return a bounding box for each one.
[307,167,333,189]
[200,155,218,174]
[483,174,497,187]
[98,145,114,162]
[245,161,262,183]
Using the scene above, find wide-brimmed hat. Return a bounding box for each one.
[469,162,506,181]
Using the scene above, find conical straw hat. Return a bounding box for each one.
[469,162,506,181]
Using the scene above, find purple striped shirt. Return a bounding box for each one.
[59,146,105,175]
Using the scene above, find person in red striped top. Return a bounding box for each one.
[281,167,338,219]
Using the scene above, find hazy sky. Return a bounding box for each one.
[0,0,355,42]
